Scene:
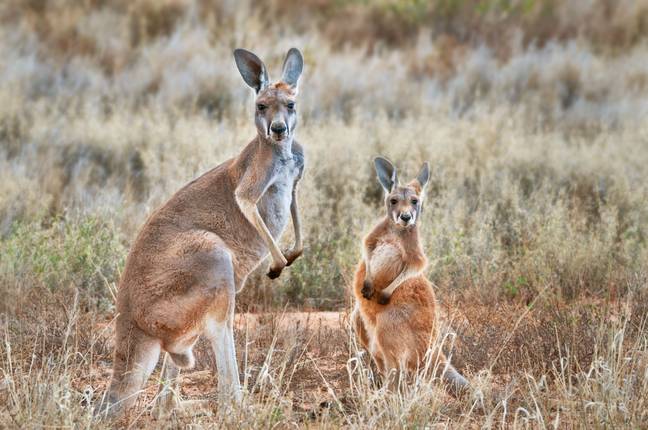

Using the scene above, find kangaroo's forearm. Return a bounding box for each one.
[363,249,373,281]
[289,187,302,252]
[235,196,286,264]
[382,266,421,296]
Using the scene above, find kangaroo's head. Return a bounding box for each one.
[234,48,304,144]
[374,157,430,229]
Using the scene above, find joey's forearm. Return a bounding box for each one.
[382,266,420,296]
[362,249,373,281]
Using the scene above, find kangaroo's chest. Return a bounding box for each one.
[369,241,404,289]
[258,157,301,238]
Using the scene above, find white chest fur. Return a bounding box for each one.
[370,243,403,278]
[258,158,300,239]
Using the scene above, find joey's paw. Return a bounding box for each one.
[377,292,391,305]
[361,280,374,300]
[284,249,303,266]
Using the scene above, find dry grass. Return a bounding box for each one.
[1,0,648,428]
[1,299,647,427]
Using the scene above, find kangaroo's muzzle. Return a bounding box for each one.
[270,122,288,140]
[398,211,415,227]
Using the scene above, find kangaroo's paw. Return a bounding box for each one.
[361,279,374,299]
[284,248,303,266]
[267,264,285,279]
[377,292,391,305]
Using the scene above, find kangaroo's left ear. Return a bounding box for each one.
[281,48,304,90]
[416,162,430,191]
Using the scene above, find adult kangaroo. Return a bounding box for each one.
[99,48,305,417]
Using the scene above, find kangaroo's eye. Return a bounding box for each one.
[411,199,419,205]
[257,104,267,111]
[287,102,295,110]
[390,198,398,205]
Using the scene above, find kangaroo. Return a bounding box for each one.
[351,157,468,392]
[98,48,305,417]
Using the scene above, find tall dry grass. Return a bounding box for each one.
[1,0,647,427]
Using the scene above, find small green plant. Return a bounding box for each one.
[0,214,125,308]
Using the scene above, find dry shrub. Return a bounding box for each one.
[1,0,648,427]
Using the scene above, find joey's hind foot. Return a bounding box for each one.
[361,280,374,299]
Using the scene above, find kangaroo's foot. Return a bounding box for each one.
[154,398,212,419]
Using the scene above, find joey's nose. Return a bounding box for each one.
[400,213,412,222]
[270,122,287,134]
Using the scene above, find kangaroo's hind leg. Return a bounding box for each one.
[203,247,243,404]
[154,353,180,417]
[374,310,417,390]
[351,307,370,351]
[98,316,161,418]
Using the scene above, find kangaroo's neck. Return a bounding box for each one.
[231,135,293,178]
[258,133,294,160]
[395,223,420,242]
[381,217,423,251]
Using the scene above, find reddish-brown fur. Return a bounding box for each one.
[351,202,437,374]
[351,160,469,392]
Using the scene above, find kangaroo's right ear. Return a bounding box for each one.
[374,156,398,192]
[234,49,269,93]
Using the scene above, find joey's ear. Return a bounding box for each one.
[234,49,269,93]
[374,156,398,192]
[416,162,430,191]
[281,48,303,89]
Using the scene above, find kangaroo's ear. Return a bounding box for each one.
[281,48,303,89]
[374,156,398,192]
[234,49,269,93]
[416,162,430,191]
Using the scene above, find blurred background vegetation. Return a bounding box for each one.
[1,0,647,313]
[1,1,648,428]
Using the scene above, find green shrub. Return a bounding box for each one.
[0,214,125,309]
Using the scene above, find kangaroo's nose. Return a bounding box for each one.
[400,213,412,222]
[270,122,287,134]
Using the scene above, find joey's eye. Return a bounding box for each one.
[257,104,267,111]
[390,198,398,205]
[287,102,295,110]
[411,199,419,205]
